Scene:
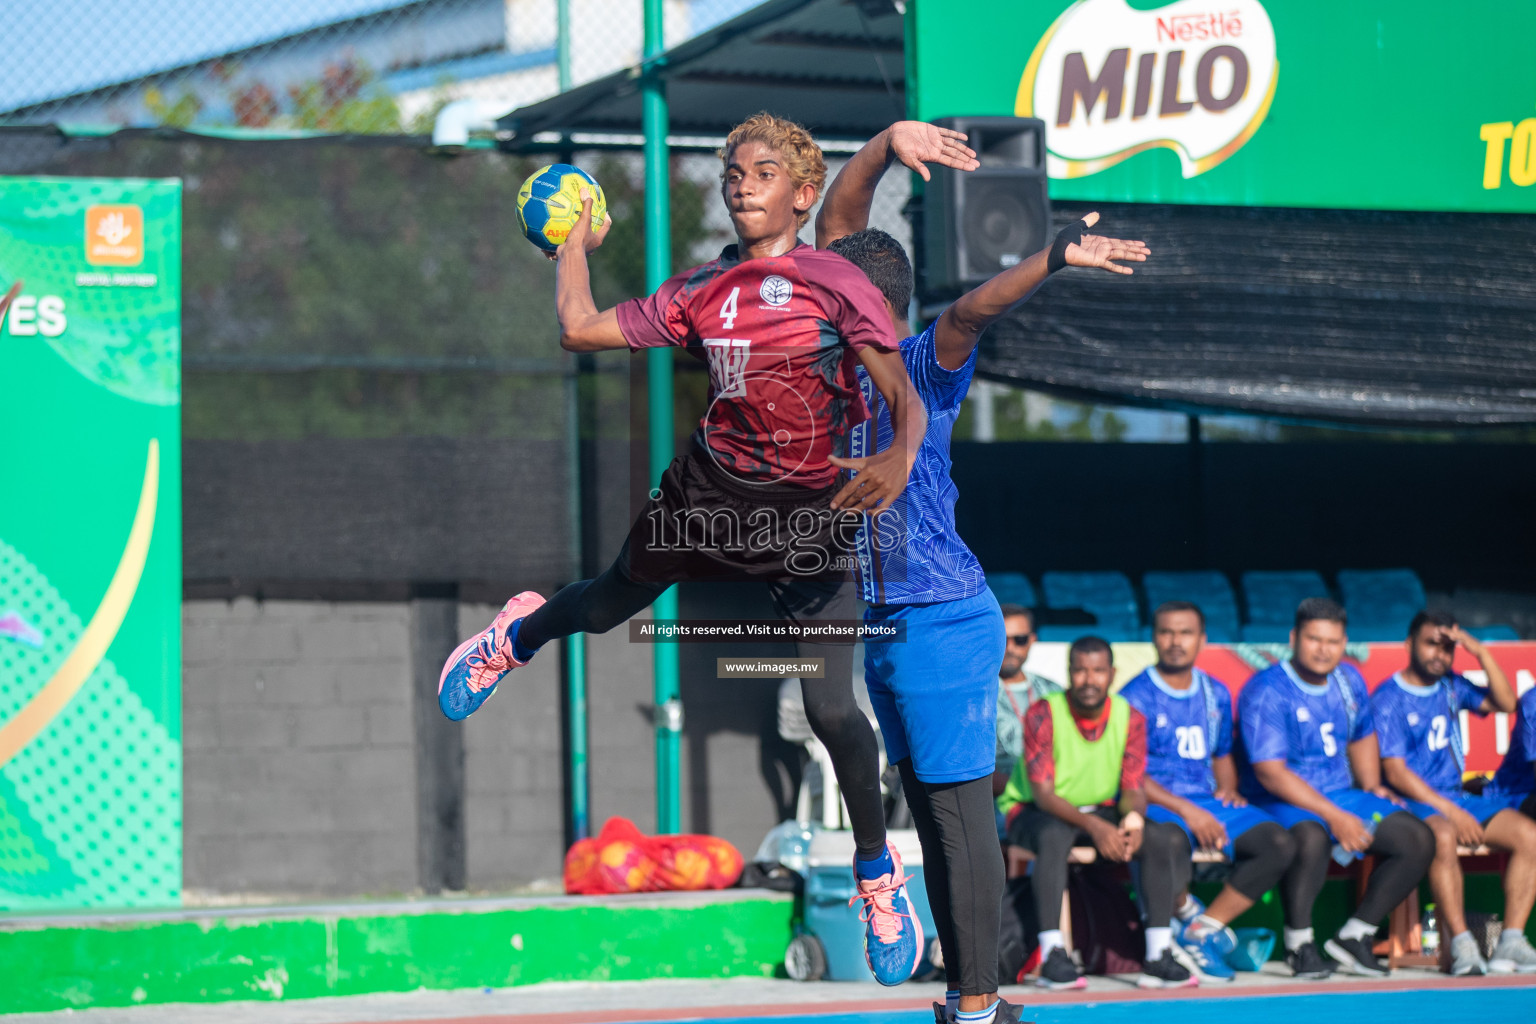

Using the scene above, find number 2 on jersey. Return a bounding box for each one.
[719,287,740,330]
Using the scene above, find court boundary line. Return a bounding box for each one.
[333,974,1536,1024]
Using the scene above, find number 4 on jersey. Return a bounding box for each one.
[719,287,740,330]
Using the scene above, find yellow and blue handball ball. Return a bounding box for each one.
[516,163,607,252]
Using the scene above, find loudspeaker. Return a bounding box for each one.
[917,116,1050,299]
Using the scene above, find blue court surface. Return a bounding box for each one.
[695,987,1535,1024]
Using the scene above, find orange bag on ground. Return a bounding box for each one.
[563,816,744,894]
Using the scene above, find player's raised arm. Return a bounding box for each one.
[555,189,627,352]
[829,346,926,513]
[935,212,1150,369]
[815,121,977,249]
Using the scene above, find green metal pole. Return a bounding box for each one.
[643,0,681,835]
[557,0,588,843]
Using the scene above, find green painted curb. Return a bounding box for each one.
[0,892,795,1013]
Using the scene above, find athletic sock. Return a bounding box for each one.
[509,618,540,663]
[1285,926,1315,952]
[1504,928,1525,943]
[1176,894,1202,921]
[1337,917,1376,942]
[1038,929,1064,958]
[854,846,895,881]
[956,1001,998,1024]
[1145,926,1172,962]
[946,991,960,1021]
[1185,914,1225,942]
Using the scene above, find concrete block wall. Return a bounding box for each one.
[181,597,672,899]
[183,599,420,896]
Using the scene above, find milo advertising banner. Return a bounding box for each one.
[911,0,1536,212]
[0,178,182,909]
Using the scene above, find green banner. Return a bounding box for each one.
[0,177,182,909]
[912,0,1536,212]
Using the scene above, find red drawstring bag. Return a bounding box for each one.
[563,816,744,894]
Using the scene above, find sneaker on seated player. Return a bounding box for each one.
[437,591,546,721]
[1448,931,1488,976]
[1035,946,1085,990]
[1286,939,1333,979]
[850,841,923,985]
[1324,934,1387,977]
[1490,930,1536,973]
[1175,915,1237,981]
[1138,948,1198,989]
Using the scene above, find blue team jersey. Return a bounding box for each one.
[1490,687,1536,799]
[1372,672,1487,800]
[1238,659,1374,799]
[850,320,985,606]
[1119,667,1233,799]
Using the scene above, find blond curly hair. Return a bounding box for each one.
[720,112,827,228]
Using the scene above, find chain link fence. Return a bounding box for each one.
[1,0,760,132]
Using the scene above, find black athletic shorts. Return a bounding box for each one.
[616,444,860,585]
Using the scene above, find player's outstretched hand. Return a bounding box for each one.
[1058,211,1150,275]
[827,448,910,514]
[888,121,979,182]
[551,186,611,262]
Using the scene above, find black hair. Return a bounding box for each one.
[1152,600,1205,631]
[1408,608,1458,638]
[999,604,1035,630]
[1294,596,1347,632]
[826,229,913,314]
[1069,635,1113,666]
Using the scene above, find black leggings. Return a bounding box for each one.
[1013,805,1184,930]
[1165,820,1296,905]
[1280,813,1435,928]
[517,561,885,858]
[897,761,1002,996]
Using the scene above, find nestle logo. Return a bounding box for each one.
[1156,11,1243,42]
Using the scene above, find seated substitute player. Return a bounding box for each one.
[1373,610,1536,974]
[439,113,930,980]
[1001,637,1196,990]
[815,120,1149,1019]
[1238,597,1435,978]
[995,605,1065,800]
[1119,601,1296,981]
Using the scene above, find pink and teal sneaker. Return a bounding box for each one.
[438,591,545,721]
[849,841,923,986]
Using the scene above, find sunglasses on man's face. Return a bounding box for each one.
[1008,633,1034,645]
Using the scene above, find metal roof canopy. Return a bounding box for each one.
[496,0,905,149]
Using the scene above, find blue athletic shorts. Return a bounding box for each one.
[1146,796,1278,857]
[1251,788,1406,839]
[1403,793,1516,826]
[864,588,1004,784]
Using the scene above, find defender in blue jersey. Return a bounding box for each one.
[1237,598,1434,978]
[1374,610,1536,974]
[1121,601,1295,981]
[815,122,1154,1018]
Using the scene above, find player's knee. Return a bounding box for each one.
[1260,821,1297,864]
[1427,814,1457,853]
[1290,821,1331,865]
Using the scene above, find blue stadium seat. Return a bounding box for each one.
[987,571,1037,610]
[1239,623,1294,644]
[1142,571,1240,643]
[1337,568,1426,637]
[1241,570,1331,627]
[1036,625,1099,643]
[1041,571,1141,638]
[1470,624,1521,642]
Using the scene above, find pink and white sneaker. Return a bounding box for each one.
[850,841,924,986]
[437,591,545,720]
